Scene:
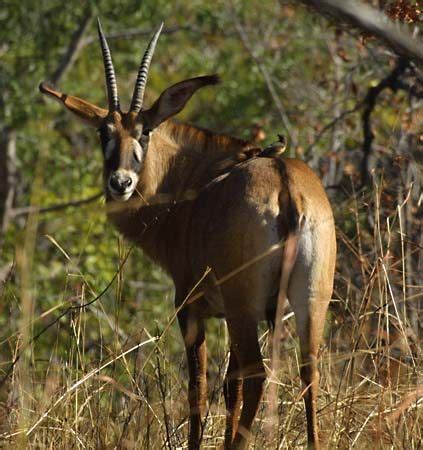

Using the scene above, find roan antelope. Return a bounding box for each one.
[40,20,336,450]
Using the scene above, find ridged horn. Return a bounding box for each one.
[97,18,120,111]
[130,23,164,113]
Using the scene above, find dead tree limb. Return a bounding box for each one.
[307,103,364,154]
[361,57,409,183]
[232,15,298,149]
[300,0,423,65]
[80,24,219,46]
[11,192,103,218]
[0,8,95,245]
[0,127,17,245]
[51,7,94,85]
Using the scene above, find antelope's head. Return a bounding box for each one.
[40,20,218,202]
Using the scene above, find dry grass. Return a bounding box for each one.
[0,176,421,449]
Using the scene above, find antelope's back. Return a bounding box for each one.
[187,156,336,319]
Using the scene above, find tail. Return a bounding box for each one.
[266,218,303,432]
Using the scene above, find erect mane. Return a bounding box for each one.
[156,121,260,192]
[159,120,252,154]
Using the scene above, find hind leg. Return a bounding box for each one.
[226,316,266,450]
[287,217,335,449]
[223,347,243,449]
[288,282,331,449]
[296,300,327,449]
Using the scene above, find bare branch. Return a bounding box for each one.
[307,65,422,156]
[81,24,202,46]
[361,57,409,183]
[300,0,423,65]
[394,78,423,99]
[0,262,13,286]
[307,102,364,154]
[50,8,94,85]
[11,193,103,218]
[0,10,94,242]
[0,243,134,390]
[232,15,298,149]
[0,128,17,244]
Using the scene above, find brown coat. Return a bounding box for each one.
[40,33,336,447]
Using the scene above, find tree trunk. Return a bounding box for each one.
[0,126,17,246]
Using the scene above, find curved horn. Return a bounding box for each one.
[97,18,120,111]
[130,23,164,113]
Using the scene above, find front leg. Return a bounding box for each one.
[178,307,207,450]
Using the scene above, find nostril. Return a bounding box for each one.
[109,174,133,193]
[110,175,122,192]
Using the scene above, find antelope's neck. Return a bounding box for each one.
[107,120,254,276]
[138,121,254,198]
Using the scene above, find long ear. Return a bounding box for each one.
[39,82,108,128]
[140,75,219,130]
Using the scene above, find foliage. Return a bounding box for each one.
[0,0,421,448]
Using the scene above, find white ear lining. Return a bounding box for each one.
[133,140,143,162]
